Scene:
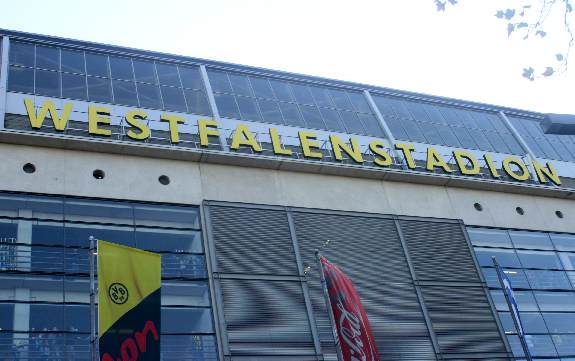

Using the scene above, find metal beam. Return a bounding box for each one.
[0,36,9,129]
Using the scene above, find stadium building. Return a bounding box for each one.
[0,28,574,361]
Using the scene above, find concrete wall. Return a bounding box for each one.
[1,142,574,233]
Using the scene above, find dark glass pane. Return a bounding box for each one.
[112,80,138,106]
[61,49,85,74]
[300,105,325,129]
[30,304,64,331]
[0,304,13,330]
[8,66,34,93]
[65,304,89,332]
[436,125,461,147]
[279,102,305,127]
[468,228,513,247]
[543,313,575,333]
[510,231,554,250]
[214,93,240,119]
[65,225,134,248]
[64,248,89,274]
[250,77,274,98]
[339,111,364,135]
[137,83,162,109]
[184,90,211,116]
[348,92,372,113]
[319,107,344,132]
[208,70,231,93]
[35,69,60,97]
[330,89,353,110]
[475,247,521,268]
[0,194,64,219]
[310,87,334,108]
[359,113,384,137]
[9,42,34,67]
[162,335,217,360]
[291,84,315,105]
[87,76,112,103]
[85,53,109,77]
[402,119,428,143]
[32,223,65,246]
[467,128,494,151]
[62,73,87,100]
[525,270,573,290]
[109,57,133,80]
[236,96,261,121]
[133,60,157,83]
[35,46,59,71]
[162,308,213,333]
[162,254,206,279]
[517,250,562,269]
[269,80,293,101]
[157,63,181,87]
[179,66,204,90]
[228,74,253,97]
[136,229,202,253]
[258,99,284,125]
[385,116,409,140]
[160,86,187,112]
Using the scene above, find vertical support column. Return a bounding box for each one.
[0,36,10,129]
[498,111,539,182]
[363,90,403,166]
[199,65,227,150]
[14,208,32,358]
[286,209,322,359]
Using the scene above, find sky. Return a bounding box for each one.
[1,0,573,114]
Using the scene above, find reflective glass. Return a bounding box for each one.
[236,96,261,121]
[258,99,284,125]
[214,93,240,119]
[61,49,85,74]
[300,105,325,129]
[534,291,575,311]
[134,204,200,228]
[330,89,353,110]
[9,42,34,67]
[250,77,274,98]
[475,248,521,268]
[552,334,575,356]
[551,234,575,251]
[133,60,157,83]
[161,335,217,360]
[525,270,572,290]
[87,76,112,103]
[208,71,231,93]
[544,313,575,333]
[319,107,345,132]
[162,307,213,333]
[184,90,211,116]
[156,63,181,87]
[162,254,206,279]
[468,228,513,248]
[269,80,293,102]
[517,250,562,270]
[179,66,204,90]
[348,92,372,113]
[32,223,65,246]
[162,281,210,307]
[279,102,305,127]
[359,113,384,137]
[62,73,87,100]
[136,228,202,253]
[161,86,187,113]
[35,69,60,97]
[291,84,315,105]
[490,290,539,311]
[65,304,89,332]
[498,312,549,333]
[112,80,138,107]
[524,334,558,357]
[65,199,133,225]
[559,253,575,271]
[481,268,530,289]
[29,304,64,331]
[228,74,253,97]
[109,57,133,80]
[137,83,162,109]
[0,274,64,302]
[0,194,64,219]
[511,231,554,250]
[8,66,34,93]
[85,53,109,77]
[35,46,59,71]
[310,87,333,108]
[65,224,134,248]
[0,304,13,330]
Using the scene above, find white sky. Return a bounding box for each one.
[1,0,573,114]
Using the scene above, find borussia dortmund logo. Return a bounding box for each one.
[109,283,129,305]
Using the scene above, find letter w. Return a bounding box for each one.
[24,98,72,131]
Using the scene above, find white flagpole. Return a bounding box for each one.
[315,250,344,361]
[89,236,97,361]
[492,256,532,361]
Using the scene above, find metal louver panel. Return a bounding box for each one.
[294,211,437,361]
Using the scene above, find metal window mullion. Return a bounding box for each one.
[499,111,540,182]
[393,217,442,359]
[199,65,228,151]
[286,208,323,359]
[0,36,10,129]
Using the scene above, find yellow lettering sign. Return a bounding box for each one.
[330,135,364,164]
[369,140,393,167]
[161,114,185,143]
[125,110,150,141]
[426,147,451,172]
[502,156,530,181]
[230,124,262,152]
[453,150,480,175]
[24,98,72,131]
[88,106,112,136]
[395,143,417,169]
[198,119,220,147]
[269,128,292,156]
[299,131,323,159]
[532,160,561,186]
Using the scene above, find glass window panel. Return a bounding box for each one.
[112,80,138,107]
[358,113,384,137]
[559,253,575,271]
[8,66,34,93]
[162,281,210,307]
[291,84,315,105]
[511,232,554,250]
[525,270,573,290]
[87,76,112,103]
[136,228,202,253]
[65,199,133,225]
[451,126,477,149]
[213,93,240,119]
[257,99,284,125]
[65,224,135,248]
[0,194,64,219]
[319,107,345,132]
[162,254,206,279]
[9,42,35,67]
[534,291,575,311]
[184,90,211,116]
[506,335,525,358]
[156,63,181,87]
[551,234,575,251]
[525,334,559,357]
[499,312,549,334]
[162,335,217,360]
[553,334,575,356]
[35,46,59,71]
[35,69,60,97]
[137,83,162,109]
[207,70,232,93]
[385,116,409,140]
[544,313,575,333]
[482,268,530,289]
[64,276,90,303]
[133,60,157,84]
[249,77,274,98]
[517,250,562,269]
[85,53,109,77]
[0,304,13,330]
[236,96,261,121]
[475,248,521,267]
[490,290,539,311]
[162,307,213,333]
[329,89,353,110]
[269,80,293,102]
[61,49,85,74]
[109,57,133,80]
[160,86,187,113]
[468,228,513,247]
[65,304,89,333]
[30,304,64,332]
[62,73,87,100]
[484,131,512,154]
[310,87,334,108]
[278,102,305,127]
[134,204,199,228]
[348,92,372,113]
[228,73,253,97]
[300,105,325,129]
[418,121,444,145]
[0,274,64,302]
[64,248,90,274]
[467,128,494,151]
[179,66,204,90]
[32,223,65,246]
[402,119,427,143]
[339,111,364,135]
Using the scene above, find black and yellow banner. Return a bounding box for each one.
[98,240,161,361]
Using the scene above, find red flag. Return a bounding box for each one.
[320,255,380,361]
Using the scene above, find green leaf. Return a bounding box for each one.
[536,30,547,37]
[522,67,535,80]
[542,67,554,76]
[556,53,565,61]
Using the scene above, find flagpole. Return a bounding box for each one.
[89,236,97,361]
[492,256,532,361]
[315,250,344,361]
